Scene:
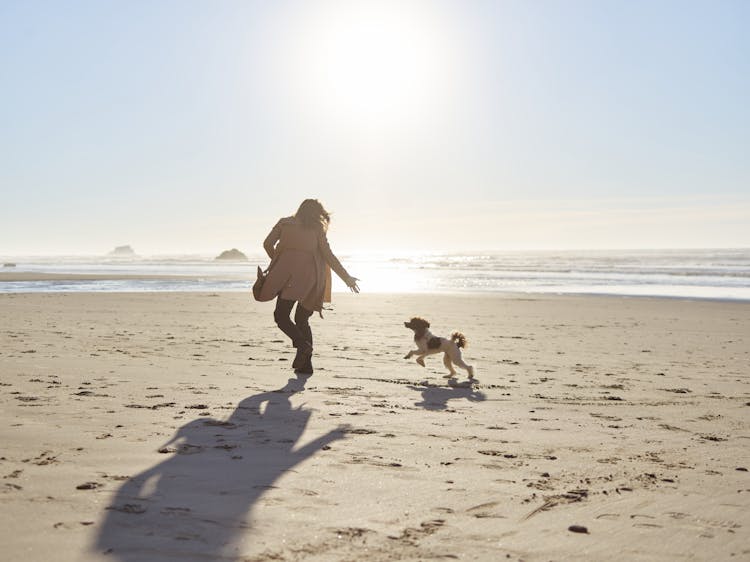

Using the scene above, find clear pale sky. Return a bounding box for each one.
[1,0,748,255]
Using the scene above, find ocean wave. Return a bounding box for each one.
[2,249,749,300]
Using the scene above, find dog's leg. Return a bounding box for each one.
[418,348,443,367]
[464,363,475,378]
[404,349,419,360]
[442,353,457,378]
[453,355,474,378]
[450,348,474,378]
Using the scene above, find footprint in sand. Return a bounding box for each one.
[76,482,102,490]
[466,501,506,519]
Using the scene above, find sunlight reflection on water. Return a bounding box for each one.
[2,249,749,300]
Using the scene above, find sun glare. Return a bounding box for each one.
[290,2,455,129]
[331,259,424,293]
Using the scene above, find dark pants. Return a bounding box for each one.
[274,298,313,348]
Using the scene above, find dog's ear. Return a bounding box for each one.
[408,317,430,333]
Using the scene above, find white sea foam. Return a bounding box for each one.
[1,249,749,300]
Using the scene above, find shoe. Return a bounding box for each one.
[292,342,313,370]
[294,357,314,375]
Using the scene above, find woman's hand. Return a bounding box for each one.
[346,276,360,293]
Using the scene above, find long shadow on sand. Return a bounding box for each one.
[407,381,486,411]
[94,374,348,561]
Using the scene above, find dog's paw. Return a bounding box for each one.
[403,353,411,360]
[416,357,425,367]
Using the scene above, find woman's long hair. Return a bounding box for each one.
[295,199,330,232]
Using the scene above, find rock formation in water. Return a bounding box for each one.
[215,248,248,261]
[108,245,136,257]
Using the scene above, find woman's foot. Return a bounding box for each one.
[294,357,313,375]
[292,341,313,370]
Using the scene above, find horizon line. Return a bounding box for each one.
[2,246,750,258]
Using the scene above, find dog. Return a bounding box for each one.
[404,317,474,379]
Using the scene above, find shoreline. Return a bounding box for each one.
[1,282,749,304]
[0,272,212,282]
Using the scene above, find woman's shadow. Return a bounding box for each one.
[94,374,348,561]
[407,379,486,411]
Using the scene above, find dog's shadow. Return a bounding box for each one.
[407,380,486,411]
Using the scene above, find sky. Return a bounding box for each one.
[1,0,748,255]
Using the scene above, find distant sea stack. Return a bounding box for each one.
[108,245,136,257]
[215,248,248,261]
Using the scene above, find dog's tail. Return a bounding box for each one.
[451,331,467,348]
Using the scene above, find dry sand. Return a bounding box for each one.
[0,292,748,561]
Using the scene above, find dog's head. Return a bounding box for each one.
[404,317,430,338]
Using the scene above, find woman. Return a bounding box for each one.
[258,199,359,374]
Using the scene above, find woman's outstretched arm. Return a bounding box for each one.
[318,233,359,292]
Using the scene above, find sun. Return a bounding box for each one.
[289,2,455,129]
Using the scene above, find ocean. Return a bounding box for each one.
[1,249,749,301]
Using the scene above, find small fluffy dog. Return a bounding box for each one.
[404,317,475,379]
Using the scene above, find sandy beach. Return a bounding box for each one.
[1,291,748,561]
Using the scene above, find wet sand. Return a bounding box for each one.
[0,272,221,282]
[1,292,748,561]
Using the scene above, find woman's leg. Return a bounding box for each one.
[293,303,315,374]
[274,298,305,347]
[294,303,314,348]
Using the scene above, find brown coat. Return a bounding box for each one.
[258,216,350,313]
